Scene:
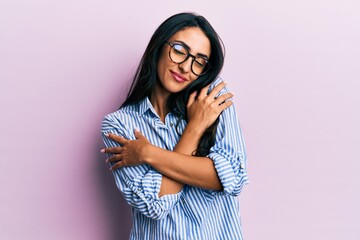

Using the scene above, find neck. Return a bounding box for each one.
[150,83,171,123]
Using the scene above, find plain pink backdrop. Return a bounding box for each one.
[1,0,359,239]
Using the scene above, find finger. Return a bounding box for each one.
[208,81,226,99]
[107,133,127,145]
[198,83,211,99]
[214,92,234,105]
[110,161,125,171]
[107,153,123,163]
[101,146,122,154]
[187,91,197,107]
[218,100,233,112]
[134,128,145,139]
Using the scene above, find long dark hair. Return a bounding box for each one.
[121,12,225,156]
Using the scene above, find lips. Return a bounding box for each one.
[170,71,187,83]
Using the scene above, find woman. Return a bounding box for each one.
[101,12,249,239]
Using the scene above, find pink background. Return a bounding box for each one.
[1,1,359,239]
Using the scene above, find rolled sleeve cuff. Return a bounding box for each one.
[123,169,183,220]
[208,152,249,196]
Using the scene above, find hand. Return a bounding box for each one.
[186,81,233,133]
[101,129,152,171]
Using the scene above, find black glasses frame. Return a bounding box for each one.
[165,41,210,76]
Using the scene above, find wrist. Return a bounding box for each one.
[143,144,157,165]
[185,121,206,136]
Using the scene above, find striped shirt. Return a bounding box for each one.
[101,77,249,240]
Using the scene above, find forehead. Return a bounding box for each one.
[169,27,211,56]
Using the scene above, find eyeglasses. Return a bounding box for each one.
[166,41,210,76]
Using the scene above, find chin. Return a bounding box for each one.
[160,75,190,94]
[165,84,187,94]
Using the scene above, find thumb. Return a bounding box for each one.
[134,128,144,139]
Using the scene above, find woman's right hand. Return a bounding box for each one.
[186,81,233,134]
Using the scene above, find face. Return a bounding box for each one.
[156,27,211,95]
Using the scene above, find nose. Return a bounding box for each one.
[178,57,192,73]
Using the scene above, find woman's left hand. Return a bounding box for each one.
[186,81,233,133]
[101,129,151,171]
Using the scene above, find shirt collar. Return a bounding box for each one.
[138,97,157,116]
[138,96,181,118]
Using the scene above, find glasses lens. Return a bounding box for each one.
[192,57,208,76]
[169,44,188,63]
[168,42,210,76]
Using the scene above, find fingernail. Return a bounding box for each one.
[105,159,109,163]
[134,127,140,132]
[223,81,227,84]
[100,149,105,153]
[104,133,109,137]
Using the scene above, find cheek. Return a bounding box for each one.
[189,75,199,83]
[157,58,167,78]
[157,47,167,74]
[157,51,172,73]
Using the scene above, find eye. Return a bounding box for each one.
[194,58,208,68]
[194,61,204,67]
[173,44,187,55]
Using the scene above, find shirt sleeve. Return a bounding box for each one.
[101,114,182,220]
[207,78,250,197]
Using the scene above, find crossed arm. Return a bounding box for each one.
[102,81,233,196]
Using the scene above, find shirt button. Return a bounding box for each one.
[240,163,245,169]
[170,123,173,127]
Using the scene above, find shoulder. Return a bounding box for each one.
[210,76,224,88]
[102,103,140,129]
[208,76,230,96]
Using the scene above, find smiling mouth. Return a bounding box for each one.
[170,71,187,82]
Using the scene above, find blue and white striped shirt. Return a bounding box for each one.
[101,77,249,240]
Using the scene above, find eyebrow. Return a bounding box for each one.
[173,40,210,59]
